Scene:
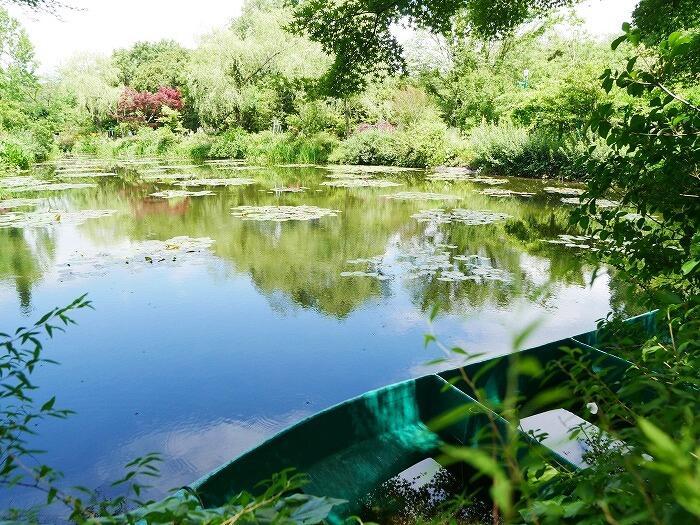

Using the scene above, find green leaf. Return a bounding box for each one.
[638,418,679,459]
[288,495,346,524]
[681,259,699,275]
[429,303,440,322]
[611,34,627,50]
[41,396,56,412]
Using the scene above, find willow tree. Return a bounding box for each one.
[185,0,330,133]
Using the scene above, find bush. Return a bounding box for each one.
[208,128,249,159]
[329,129,400,166]
[467,123,595,179]
[329,122,468,168]
[72,134,114,157]
[176,130,213,161]
[286,101,342,135]
[0,127,54,169]
[245,131,337,164]
[113,127,179,157]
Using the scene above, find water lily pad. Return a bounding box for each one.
[427,173,474,182]
[56,236,217,280]
[469,177,509,185]
[412,209,512,225]
[384,192,460,201]
[560,197,620,208]
[347,256,383,264]
[174,178,256,187]
[0,209,117,229]
[340,270,391,280]
[546,234,595,249]
[325,172,380,179]
[57,172,117,178]
[149,189,215,199]
[322,179,402,188]
[231,205,339,221]
[0,176,43,188]
[479,188,536,197]
[0,198,44,209]
[543,186,584,196]
[5,180,97,193]
[141,173,200,180]
[268,186,308,193]
[327,165,421,174]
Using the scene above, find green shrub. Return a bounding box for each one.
[329,123,467,168]
[0,127,54,169]
[73,134,116,157]
[173,130,211,161]
[113,128,179,157]
[208,128,249,159]
[246,131,337,164]
[467,123,595,179]
[286,101,342,135]
[397,121,449,167]
[329,129,399,166]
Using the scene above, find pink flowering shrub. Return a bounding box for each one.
[116,87,183,127]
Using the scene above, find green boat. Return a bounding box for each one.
[177,312,659,522]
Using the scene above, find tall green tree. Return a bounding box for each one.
[185,0,329,133]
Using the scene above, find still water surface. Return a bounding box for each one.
[0,160,641,511]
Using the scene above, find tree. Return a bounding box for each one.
[53,53,121,130]
[575,28,700,298]
[0,6,54,167]
[116,86,183,128]
[111,40,190,92]
[185,0,329,132]
[290,0,700,95]
[289,0,576,95]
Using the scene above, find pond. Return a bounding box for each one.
[0,159,641,514]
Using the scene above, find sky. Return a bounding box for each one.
[7,0,638,75]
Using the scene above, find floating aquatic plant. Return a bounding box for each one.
[0,198,44,209]
[453,254,513,283]
[469,177,509,185]
[7,182,97,193]
[432,166,475,175]
[479,188,536,197]
[57,172,116,178]
[174,178,256,187]
[321,179,402,188]
[412,209,512,225]
[149,189,215,199]
[340,271,392,280]
[0,176,43,188]
[141,173,200,180]
[0,209,117,229]
[560,197,620,208]
[427,173,473,182]
[347,256,383,265]
[384,192,460,201]
[325,172,379,179]
[56,236,217,280]
[268,186,308,193]
[231,205,339,221]
[545,234,597,250]
[326,165,420,174]
[543,186,584,196]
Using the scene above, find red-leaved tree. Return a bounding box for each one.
[116,86,183,127]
